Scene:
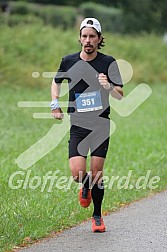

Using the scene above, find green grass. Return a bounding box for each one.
[0,24,167,251]
[0,83,167,252]
[1,24,167,86]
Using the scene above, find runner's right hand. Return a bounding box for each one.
[52,108,64,120]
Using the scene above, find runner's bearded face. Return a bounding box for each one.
[80,28,100,55]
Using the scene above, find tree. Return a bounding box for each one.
[120,0,167,33]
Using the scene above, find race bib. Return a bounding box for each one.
[75,90,103,112]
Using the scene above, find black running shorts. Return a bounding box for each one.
[69,123,110,159]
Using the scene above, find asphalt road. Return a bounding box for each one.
[19,190,167,252]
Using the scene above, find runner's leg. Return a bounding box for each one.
[69,156,87,182]
[90,156,105,217]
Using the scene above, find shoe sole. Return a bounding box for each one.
[92,228,106,233]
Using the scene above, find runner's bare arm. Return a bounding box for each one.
[110,85,123,100]
[51,79,64,120]
[98,73,123,100]
[51,79,61,99]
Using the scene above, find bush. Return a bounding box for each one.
[2,13,43,26]
[79,2,124,33]
[10,1,32,15]
[8,1,76,29]
[121,0,166,34]
[33,5,76,28]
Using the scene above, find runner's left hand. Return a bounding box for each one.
[98,73,111,90]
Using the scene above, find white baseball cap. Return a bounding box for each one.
[80,18,101,33]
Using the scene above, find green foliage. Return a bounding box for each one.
[34,5,76,28]
[1,25,167,87]
[10,1,32,15]
[121,0,167,34]
[0,25,79,88]
[1,0,167,34]
[4,1,76,28]
[1,13,43,26]
[79,2,124,33]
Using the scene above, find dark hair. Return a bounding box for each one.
[79,28,105,49]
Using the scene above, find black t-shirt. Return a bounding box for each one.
[54,51,122,123]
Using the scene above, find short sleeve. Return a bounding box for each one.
[107,58,123,87]
[54,58,67,84]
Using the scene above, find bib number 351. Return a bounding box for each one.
[75,90,103,112]
[82,98,95,106]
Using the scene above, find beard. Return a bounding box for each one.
[84,45,95,54]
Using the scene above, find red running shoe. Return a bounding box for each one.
[79,187,91,208]
[92,215,106,232]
